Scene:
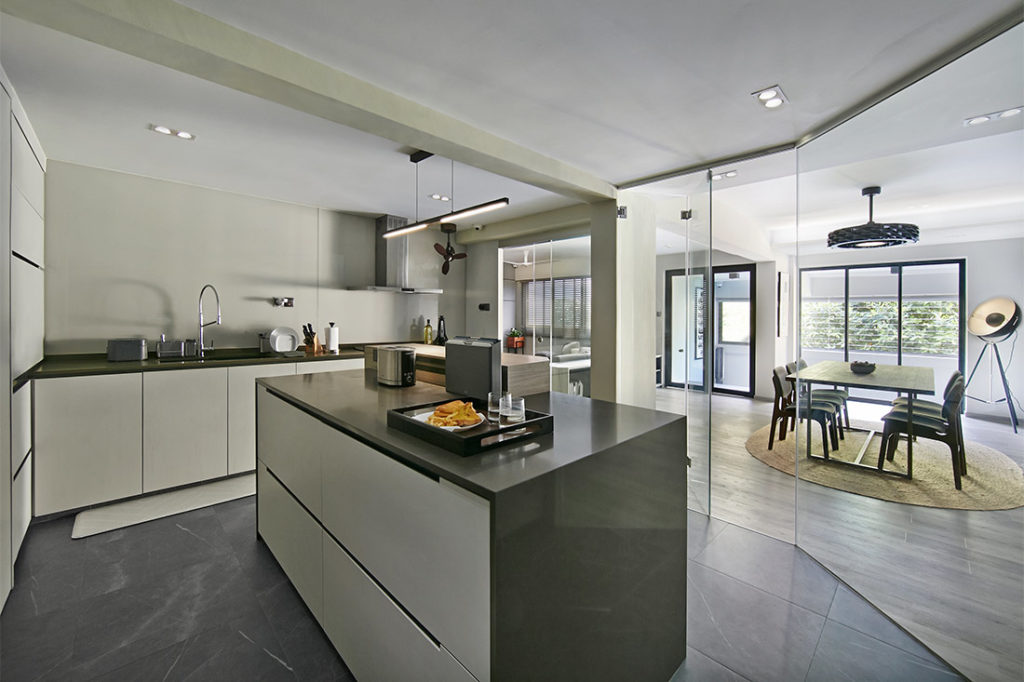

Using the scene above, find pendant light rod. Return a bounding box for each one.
[383,197,510,239]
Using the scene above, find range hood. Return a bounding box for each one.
[365,214,443,294]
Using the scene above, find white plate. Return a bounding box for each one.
[412,410,486,432]
[269,326,300,352]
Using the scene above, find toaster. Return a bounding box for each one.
[106,338,148,362]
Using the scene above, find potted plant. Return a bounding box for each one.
[506,328,524,351]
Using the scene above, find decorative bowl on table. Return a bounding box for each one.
[850,361,876,375]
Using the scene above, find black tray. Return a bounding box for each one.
[387,398,553,456]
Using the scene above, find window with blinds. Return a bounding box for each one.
[522,276,592,340]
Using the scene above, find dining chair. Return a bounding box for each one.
[890,370,965,473]
[770,366,837,458]
[877,376,967,489]
[785,360,847,438]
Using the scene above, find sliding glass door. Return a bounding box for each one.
[665,268,708,391]
[801,259,965,402]
[712,264,755,396]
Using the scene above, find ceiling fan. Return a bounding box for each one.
[434,223,467,275]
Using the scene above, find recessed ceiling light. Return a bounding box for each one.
[711,174,722,181]
[149,123,195,140]
[430,193,441,200]
[963,106,1023,126]
[752,84,787,109]
[428,194,451,201]
[724,171,738,178]
[711,170,737,182]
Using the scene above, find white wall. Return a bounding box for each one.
[45,162,440,351]
[797,238,1024,421]
[463,241,499,338]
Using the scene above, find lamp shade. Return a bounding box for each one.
[967,297,1021,341]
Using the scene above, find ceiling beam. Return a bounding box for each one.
[0,0,616,203]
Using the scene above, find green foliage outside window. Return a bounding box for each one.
[802,299,958,356]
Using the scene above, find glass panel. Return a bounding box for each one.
[801,268,845,367]
[901,262,960,386]
[549,236,592,396]
[847,266,899,398]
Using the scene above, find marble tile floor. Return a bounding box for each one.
[0,496,959,681]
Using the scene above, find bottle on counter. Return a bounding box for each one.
[423,319,433,345]
[434,315,448,346]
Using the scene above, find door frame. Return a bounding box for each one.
[664,266,709,391]
[711,263,756,397]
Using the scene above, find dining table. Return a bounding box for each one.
[788,360,935,478]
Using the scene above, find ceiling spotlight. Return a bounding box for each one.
[963,106,1023,126]
[149,123,195,140]
[752,84,787,109]
[175,130,194,140]
[152,125,172,135]
[724,171,738,178]
[711,170,737,182]
[711,174,722,181]
[430,193,441,200]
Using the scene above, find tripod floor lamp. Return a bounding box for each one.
[965,296,1021,433]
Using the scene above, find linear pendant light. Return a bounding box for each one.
[383,197,510,239]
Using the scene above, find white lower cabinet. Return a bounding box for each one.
[296,358,363,374]
[257,462,323,623]
[143,367,228,492]
[35,373,143,515]
[227,363,295,475]
[320,434,490,681]
[12,454,32,560]
[323,536,477,682]
[11,382,31,473]
[256,386,324,514]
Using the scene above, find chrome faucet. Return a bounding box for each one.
[198,284,221,358]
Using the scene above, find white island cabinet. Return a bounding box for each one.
[143,367,227,492]
[34,373,143,515]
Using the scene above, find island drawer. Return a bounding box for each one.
[323,537,478,682]
[320,428,491,681]
[256,387,325,514]
[257,462,324,624]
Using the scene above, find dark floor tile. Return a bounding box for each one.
[827,584,942,663]
[669,646,750,681]
[687,512,728,558]
[693,523,839,616]
[687,561,825,682]
[257,576,353,681]
[215,495,257,548]
[806,621,962,681]
[0,602,80,681]
[14,517,78,572]
[3,554,85,619]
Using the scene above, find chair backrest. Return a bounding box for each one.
[797,358,808,370]
[784,361,797,376]
[942,377,966,421]
[942,370,964,399]
[772,366,791,404]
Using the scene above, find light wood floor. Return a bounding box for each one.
[656,387,1024,682]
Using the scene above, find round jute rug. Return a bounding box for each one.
[745,422,1024,510]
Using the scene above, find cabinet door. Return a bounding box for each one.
[11,121,43,218]
[12,455,32,561]
[143,368,228,492]
[321,431,490,681]
[11,382,31,474]
[257,462,323,623]
[323,536,477,682]
[227,363,295,475]
[35,374,143,515]
[295,358,363,374]
[11,255,43,378]
[11,186,43,266]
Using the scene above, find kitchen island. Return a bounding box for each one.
[256,369,687,682]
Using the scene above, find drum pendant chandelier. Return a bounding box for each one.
[827,186,919,249]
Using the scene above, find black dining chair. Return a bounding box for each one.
[769,366,837,458]
[878,376,967,489]
[785,360,847,438]
[889,370,966,474]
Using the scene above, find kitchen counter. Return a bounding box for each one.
[366,342,551,395]
[20,346,364,385]
[256,370,687,681]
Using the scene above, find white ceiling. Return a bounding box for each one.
[0,1,1020,235]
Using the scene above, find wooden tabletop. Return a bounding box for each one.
[789,360,935,395]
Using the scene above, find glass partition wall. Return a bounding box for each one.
[795,25,1023,682]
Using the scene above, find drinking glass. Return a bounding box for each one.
[487,391,502,423]
[506,397,526,423]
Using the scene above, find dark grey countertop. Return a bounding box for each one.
[258,369,685,500]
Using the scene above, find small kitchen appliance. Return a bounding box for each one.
[445,337,501,400]
[376,346,416,387]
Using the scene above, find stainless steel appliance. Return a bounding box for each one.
[377,346,416,387]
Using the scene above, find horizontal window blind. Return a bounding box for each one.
[522,276,591,340]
